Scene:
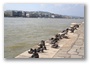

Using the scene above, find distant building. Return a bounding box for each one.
[26,12,30,17]
[4,10,22,17]
[4,10,84,19]
[13,11,22,17]
[51,14,55,18]
[17,11,22,17]
[22,11,26,17]
[4,10,14,17]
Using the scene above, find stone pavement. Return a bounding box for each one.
[53,22,84,58]
[15,22,84,58]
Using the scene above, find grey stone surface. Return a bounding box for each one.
[53,23,84,58]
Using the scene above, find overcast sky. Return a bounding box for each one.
[4,4,84,17]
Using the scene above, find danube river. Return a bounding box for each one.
[4,18,84,58]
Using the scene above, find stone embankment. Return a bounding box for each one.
[15,22,84,58]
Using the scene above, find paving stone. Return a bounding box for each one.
[77,49,84,53]
[75,40,83,46]
[68,51,78,55]
[80,47,84,50]
[70,55,82,58]
[56,51,67,54]
[70,49,77,51]
[60,48,70,52]
[78,52,84,56]
[73,45,84,48]
[54,56,65,58]
[82,56,84,58]
[56,54,70,58]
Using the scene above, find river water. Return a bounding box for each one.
[4,18,84,58]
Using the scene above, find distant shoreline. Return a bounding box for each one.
[4,17,84,19]
[4,10,84,19]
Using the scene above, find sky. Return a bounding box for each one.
[4,4,84,17]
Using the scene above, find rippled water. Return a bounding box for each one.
[4,18,84,58]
